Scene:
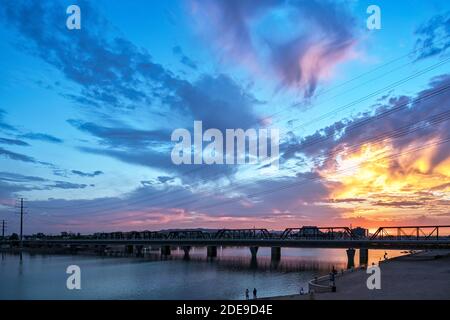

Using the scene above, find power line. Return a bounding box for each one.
[172,107,450,211]
[262,34,450,123]
[32,114,450,223]
[28,56,450,213]
[56,136,450,226]
[187,136,450,213]
[26,36,450,213]
[33,81,450,218]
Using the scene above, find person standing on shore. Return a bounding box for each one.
[253,288,257,299]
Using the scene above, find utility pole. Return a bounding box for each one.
[20,198,24,245]
[1,219,6,238]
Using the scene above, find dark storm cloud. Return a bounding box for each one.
[414,11,450,61]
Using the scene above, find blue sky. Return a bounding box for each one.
[0,0,450,234]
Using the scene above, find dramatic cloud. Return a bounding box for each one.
[2,0,262,152]
[0,0,181,110]
[414,11,450,60]
[189,0,357,97]
[66,73,261,181]
[282,74,450,220]
[172,74,260,131]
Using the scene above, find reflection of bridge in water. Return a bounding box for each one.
[136,249,350,274]
[7,225,450,268]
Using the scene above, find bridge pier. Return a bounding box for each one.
[182,246,191,259]
[135,245,144,257]
[161,245,171,256]
[99,245,107,255]
[125,245,134,255]
[271,247,281,261]
[207,246,217,258]
[68,244,78,254]
[346,248,355,269]
[359,248,369,266]
[249,246,259,259]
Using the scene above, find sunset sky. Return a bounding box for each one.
[0,0,449,234]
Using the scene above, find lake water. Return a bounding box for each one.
[0,247,404,300]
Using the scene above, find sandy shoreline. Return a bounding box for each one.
[267,250,450,300]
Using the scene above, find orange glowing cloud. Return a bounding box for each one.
[320,137,450,222]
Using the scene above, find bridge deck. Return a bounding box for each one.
[15,239,450,250]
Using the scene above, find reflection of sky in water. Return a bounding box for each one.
[0,248,406,300]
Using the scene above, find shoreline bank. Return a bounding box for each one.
[267,250,450,300]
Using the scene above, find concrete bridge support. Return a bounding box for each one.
[134,245,144,256]
[99,245,108,255]
[207,246,217,258]
[346,248,355,269]
[125,245,134,255]
[161,245,171,256]
[271,247,281,261]
[359,248,369,266]
[182,246,191,260]
[249,246,259,259]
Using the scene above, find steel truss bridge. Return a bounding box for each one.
[6,225,449,251]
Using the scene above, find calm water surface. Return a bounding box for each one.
[0,247,404,299]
